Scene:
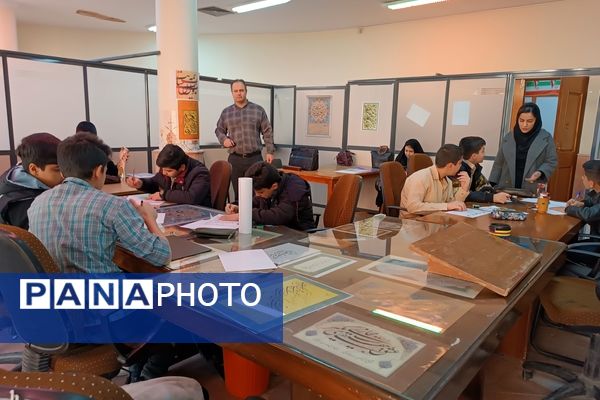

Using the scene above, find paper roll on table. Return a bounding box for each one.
[239,177,253,234]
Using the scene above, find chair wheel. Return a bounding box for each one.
[522,368,534,380]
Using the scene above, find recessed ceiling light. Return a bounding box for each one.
[147,25,157,32]
[232,0,290,14]
[386,0,447,10]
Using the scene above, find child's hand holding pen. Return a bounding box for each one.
[566,191,584,207]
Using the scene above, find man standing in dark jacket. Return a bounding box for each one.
[459,136,511,204]
[125,144,211,207]
[0,133,63,229]
[222,161,316,231]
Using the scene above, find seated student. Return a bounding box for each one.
[76,121,126,179]
[222,161,316,231]
[125,144,211,206]
[28,132,170,273]
[400,144,470,214]
[458,136,511,204]
[560,160,600,277]
[395,138,425,169]
[0,133,63,229]
[566,160,600,236]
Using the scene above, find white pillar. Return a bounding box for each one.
[155,0,199,151]
[0,1,18,51]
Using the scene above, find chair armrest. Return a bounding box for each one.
[305,227,328,234]
[578,234,600,241]
[568,242,600,250]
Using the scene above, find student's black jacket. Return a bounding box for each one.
[0,166,46,229]
[140,158,211,206]
[459,161,494,203]
[252,173,316,231]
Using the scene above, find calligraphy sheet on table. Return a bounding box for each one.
[280,275,350,323]
[157,204,219,227]
[264,243,320,265]
[359,255,483,299]
[294,312,423,377]
[345,277,473,333]
[334,219,395,238]
[281,253,356,278]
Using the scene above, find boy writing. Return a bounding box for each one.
[126,144,211,207]
[458,136,511,204]
[566,160,600,236]
[28,133,170,273]
[222,161,316,231]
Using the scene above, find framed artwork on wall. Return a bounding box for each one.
[362,102,379,131]
[307,95,332,137]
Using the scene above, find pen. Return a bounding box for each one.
[140,200,144,207]
[575,191,582,201]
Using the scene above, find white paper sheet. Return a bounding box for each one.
[218,249,276,272]
[181,215,239,230]
[446,209,492,218]
[127,193,165,207]
[406,103,431,127]
[520,198,567,208]
[337,167,377,175]
[127,172,155,179]
[264,243,320,265]
[451,100,470,126]
[547,209,567,216]
[156,213,165,224]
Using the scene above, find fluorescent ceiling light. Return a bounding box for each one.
[232,0,290,14]
[386,0,446,10]
[147,25,157,32]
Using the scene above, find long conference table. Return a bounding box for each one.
[112,199,582,400]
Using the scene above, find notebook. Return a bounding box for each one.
[167,235,212,261]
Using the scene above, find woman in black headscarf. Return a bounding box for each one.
[375,138,425,208]
[395,138,425,169]
[489,102,557,193]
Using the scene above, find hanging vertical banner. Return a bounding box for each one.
[176,70,199,140]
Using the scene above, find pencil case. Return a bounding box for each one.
[490,208,527,221]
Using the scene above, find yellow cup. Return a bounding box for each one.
[536,196,549,214]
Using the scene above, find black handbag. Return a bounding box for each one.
[371,145,394,168]
[289,147,319,171]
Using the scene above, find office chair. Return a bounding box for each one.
[0,370,133,400]
[314,174,362,228]
[0,225,122,377]
[406,153,433,176]
[523,274,600,399]
[209,160,232,210]
[379,161,407,218]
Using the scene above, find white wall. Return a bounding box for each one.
[17,24,157,69]
[17,0,600,85]
[13,0,600,163]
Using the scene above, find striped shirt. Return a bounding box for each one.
[28,178,171,273]
[215,101,275,154]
